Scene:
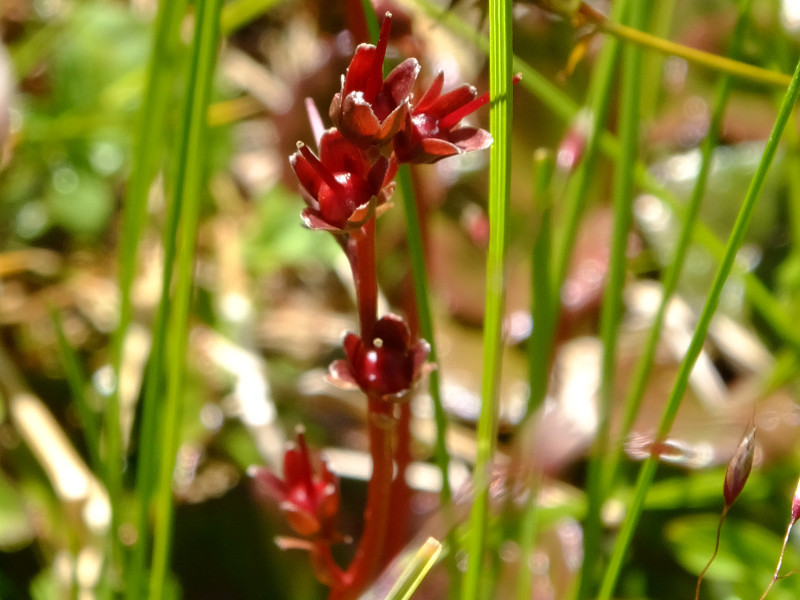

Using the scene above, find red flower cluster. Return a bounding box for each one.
[328,314,431,402]
[265,13,502,593]
[251,429,340,540]
[290,11,494,234]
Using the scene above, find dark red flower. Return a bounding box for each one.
[290,129,394,232]
[329,13,419,149]
[392,71,496,164]
[250,430,340,538]
[328,314,431,401]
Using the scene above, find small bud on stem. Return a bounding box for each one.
[695,425,756,600]
[759,476,800,600]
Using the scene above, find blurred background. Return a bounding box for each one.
[2,0,800,598]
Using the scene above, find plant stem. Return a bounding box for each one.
[350,221,378,337]
[335,397,396,599]
[583,0,647,594]
[397,165,451,504]
[462,0,512,597]
[123,1,188,597]
[385,401,413,561]
[759,520,796,600]
[526,149,554,419]
[579,2,791,88]
[695,505,729,600]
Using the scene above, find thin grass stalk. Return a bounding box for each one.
[461,0,512,597]
[397,166,451,505]
[597,52,800,600]
[561,1,633,595]
[581,2,647,595]
[552,0,629,306]
[147,1,224,598]
[359,0,380,43]
[639,0,676,120]
[514,471,543,600]
[51,310,103,475]
[631,164,800,353]
[526,149,555,418]
[579,2,791,88]
[601,0,755,498]
[408,0,573,123]
[122,1,190,597]
[404,0,800,360]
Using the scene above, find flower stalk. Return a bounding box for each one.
[576,2,791,88]
[759,476,800,600]
[252,11,500,597]
[695,425,756,600]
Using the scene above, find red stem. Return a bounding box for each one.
[331,397,396,599]
[385,401,412,562]
[349,221,378,337]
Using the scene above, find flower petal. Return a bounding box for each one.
[290,151,322,200]
[338,93,381,147]
[450,127,493,152]
[319,129,368,177]
[300,208,343,232]
[250,466,288,501]
[372,314,411,350]
[418,138,462,163]
[375,102,409,145]
[383,58,420,106]
[327,359,359,390]
[414,71,445,114]
[426,84,477,120]
[342,44,378,97]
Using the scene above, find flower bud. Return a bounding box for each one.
[250,428,340,539]
[791,476,800,524]
[723,425,756,507]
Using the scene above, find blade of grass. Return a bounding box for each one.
[221,0,287,34]
[397,164,460,598]
[526,149,555,418]
[397,166,451,507]
[121,1,189,597]
[461,0,512,598]
[601,0,755,498]
[406,0,800,366]
[383,537,443,600]
[50,309,103,477]
[597,51,800,600]
[552,0,629,309]
[578,2,791,88]
[147,1,224,598]
[581,2,648,596]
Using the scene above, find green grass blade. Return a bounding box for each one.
[461,0,512,598]
[597,50,800,600]
[552,0,629,308]
[121,1,189,596]
[50,309,103,477]
[221,0,286,34]
[383,537,443,600]
[147,1,224,598]
[601,0,755,498]
[396,164,460,596]
[397,166,451,504]
[405,0,800,364]
[580,2,648,595]
[526,149,555,418]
